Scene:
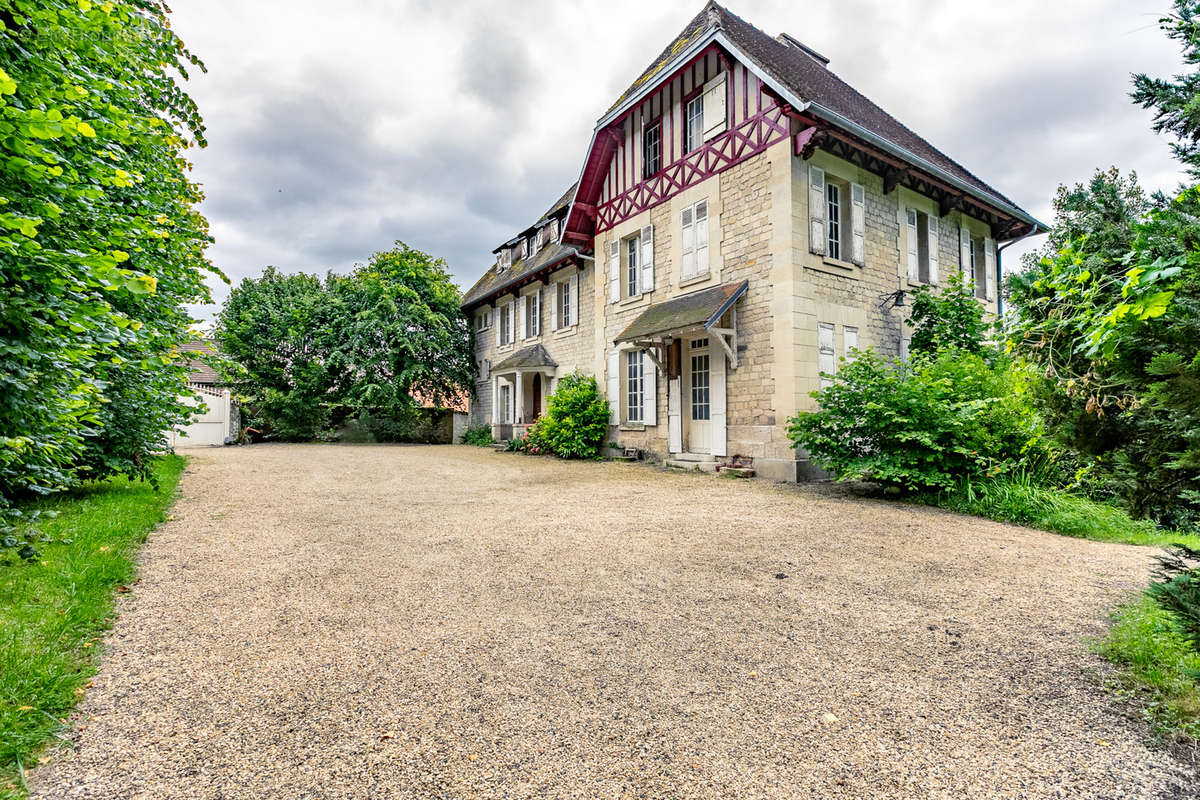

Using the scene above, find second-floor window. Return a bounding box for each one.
[524,290,540,338]
[556,281,571,329]
[681,199,709,280]
[476,309,491,331]
[626,235,640,297]
[826,183,842,261]
[643,121,661,178]
[971,237,987,298]
[499,302,512,346]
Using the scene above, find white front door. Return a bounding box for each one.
[686,337,711,454]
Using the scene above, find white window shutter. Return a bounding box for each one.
[710,342,727,457]
[569,273,579,325]
[984,236,997,302]
[643,354,657,426]
[906,209,919,282]
[668,376,682,453]
[549,283,558,331]
[608,239,619,303]
[517,294,527,340]
[850,182,865,266]
[681,206,695,278]
[927,215,940,285]
[495,306,502,347]
[640,224,654,293]
[507,300,515,343]
[809,166,827,256]
[843,326,859,362]
[702,72,728,140]
[960,224,971,287]
[696,200,710,276]
[607,350,620,425]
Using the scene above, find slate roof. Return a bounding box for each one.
[462,241,576,308]
[493,343,559,372]
[607,1,1030,218]
[492,183,579,253]
[614,280,748,343]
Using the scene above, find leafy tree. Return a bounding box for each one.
[907,281,991,358]
[214,244,472,440]
[1,2,217,521]
[1132,1,1200,179]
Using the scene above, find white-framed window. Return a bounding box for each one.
[690,340,710,421]
[626,350,644,423]
[524,290,540,338]
[685,94,705,153]
[499,250,512,272]
[818,322,836,390]
[971,237,987,299]
[681,198,709,280]
[476,309,491,331]
[826,183,842,261]
[906,208,939,285]
[643,121,662,178]
[499,302,512,346]
[626,234,640,297]
[556,281,571,329]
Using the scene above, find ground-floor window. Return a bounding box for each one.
[500,383,512,423]
[690,339,710,420]
[627,350,644,423]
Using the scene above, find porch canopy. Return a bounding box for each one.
[493,343,557,374]
[613,279,747,368]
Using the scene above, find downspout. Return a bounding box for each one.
[996,224,1041,320]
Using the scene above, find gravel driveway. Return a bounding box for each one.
[31,445,1195,798]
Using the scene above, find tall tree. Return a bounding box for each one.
[1,1,217,519]
[1132,1,1200,178]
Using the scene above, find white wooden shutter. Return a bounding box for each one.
[640,224,654,293]
[984,236,997,302]
[668,376,682,453]
[906,209,919,282]
[643,354,657,426]
[549,283,558,331]
[495,305,503,347]
[927,215,940,285]
[607,350,620,424]
[844,326,859,362]
[681,206,695,278]
[960,224,971,287]
[809,166,827,256]
[710,342,727,457]
[695,200,709,276]
[568,272,579,325]
[608,239,619,302]
[818,322,836,387]
[507,300,515,343]
[517,294,527,340]
[850,182,865,266]
[702,72,728,140]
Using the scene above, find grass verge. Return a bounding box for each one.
[924,475,1200,549]
[0,455,185,797]
[1095,595,1200,744]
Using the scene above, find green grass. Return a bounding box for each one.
[1095,595,1200,743]
[0,455,185,797]
[925,475,1200,549]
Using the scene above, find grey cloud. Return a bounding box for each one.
[459,20,535,110]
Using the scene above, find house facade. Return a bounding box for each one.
[462,2,1045,480]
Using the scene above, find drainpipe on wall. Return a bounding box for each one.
[996,224,1042,321]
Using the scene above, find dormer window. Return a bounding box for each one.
[499,249,512,272]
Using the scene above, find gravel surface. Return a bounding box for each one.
[30,444,1196,799]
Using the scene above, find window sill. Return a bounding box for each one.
[553,325,578,337]
[618,293,651,308]
[806,257,861,279]
[619,422,646,432]
[678,272,713,289]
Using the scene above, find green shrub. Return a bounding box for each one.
[1097,595,1200,741]
[787,349,1047,492]
[529,372,610,459]
[1148,546,1200,650]
[461,425,493,446]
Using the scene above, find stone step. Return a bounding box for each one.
[666,459,719,473]
[670,452,716,463]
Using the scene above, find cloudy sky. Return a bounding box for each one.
[170,0,1188,322]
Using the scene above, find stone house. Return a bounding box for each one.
[461,1,1045,480]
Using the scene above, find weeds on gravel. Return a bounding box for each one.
[923,475,1200,549]
[1096,595,1200,743]
[0,456,185,798]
